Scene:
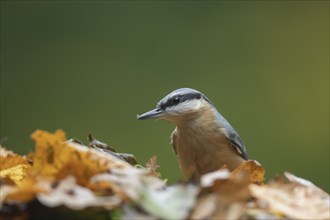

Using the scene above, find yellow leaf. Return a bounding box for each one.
[231,160,265,184]
[27,129,116,188]
[29,129,67,176]
[0,164,29,185]
[0,146,30,185]
[4,177,49,203]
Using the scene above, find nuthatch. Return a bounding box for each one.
[137,88,248,181]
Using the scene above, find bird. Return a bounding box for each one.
[137,88,248,181]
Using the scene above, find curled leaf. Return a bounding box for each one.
[117,153,137,166]
[88,133,137,165]
[88,134,116,152]
[231,160,265,184]
[145,156,160,177]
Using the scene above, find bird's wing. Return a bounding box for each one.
[171,128,178,155]
[215,112,249,160]
[228,132,249,160]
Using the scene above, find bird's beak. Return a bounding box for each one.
[137,108,164,120]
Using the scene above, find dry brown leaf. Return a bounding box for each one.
[200,168,251,202]
[196,168,252,220]
[87,134,137,165]
[213,171,251,203]
[88,133,116,152]
[195,161,266,220]
[145,156,160,177]
[210,178,249,220]
[284,171,329,198]
[231,160,265,185]
[250,172,330,220]
[190,194,217,220]
[37,175,122,210]
[117,153,137,165]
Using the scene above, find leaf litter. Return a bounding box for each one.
[0,129,329,219]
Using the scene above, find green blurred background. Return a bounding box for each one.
[1,1,329,191]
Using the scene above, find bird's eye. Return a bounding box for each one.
[172,96,181,105]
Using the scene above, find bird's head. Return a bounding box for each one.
[137,88,214,124]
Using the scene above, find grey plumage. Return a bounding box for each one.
[214,111,249,160]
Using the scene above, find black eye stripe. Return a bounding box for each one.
[158,92,206,110]
[172,95,182,105]
[159,95,181,109]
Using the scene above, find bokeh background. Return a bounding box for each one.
[1,1,329,192]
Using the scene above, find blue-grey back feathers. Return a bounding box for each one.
[215,111,249,160]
